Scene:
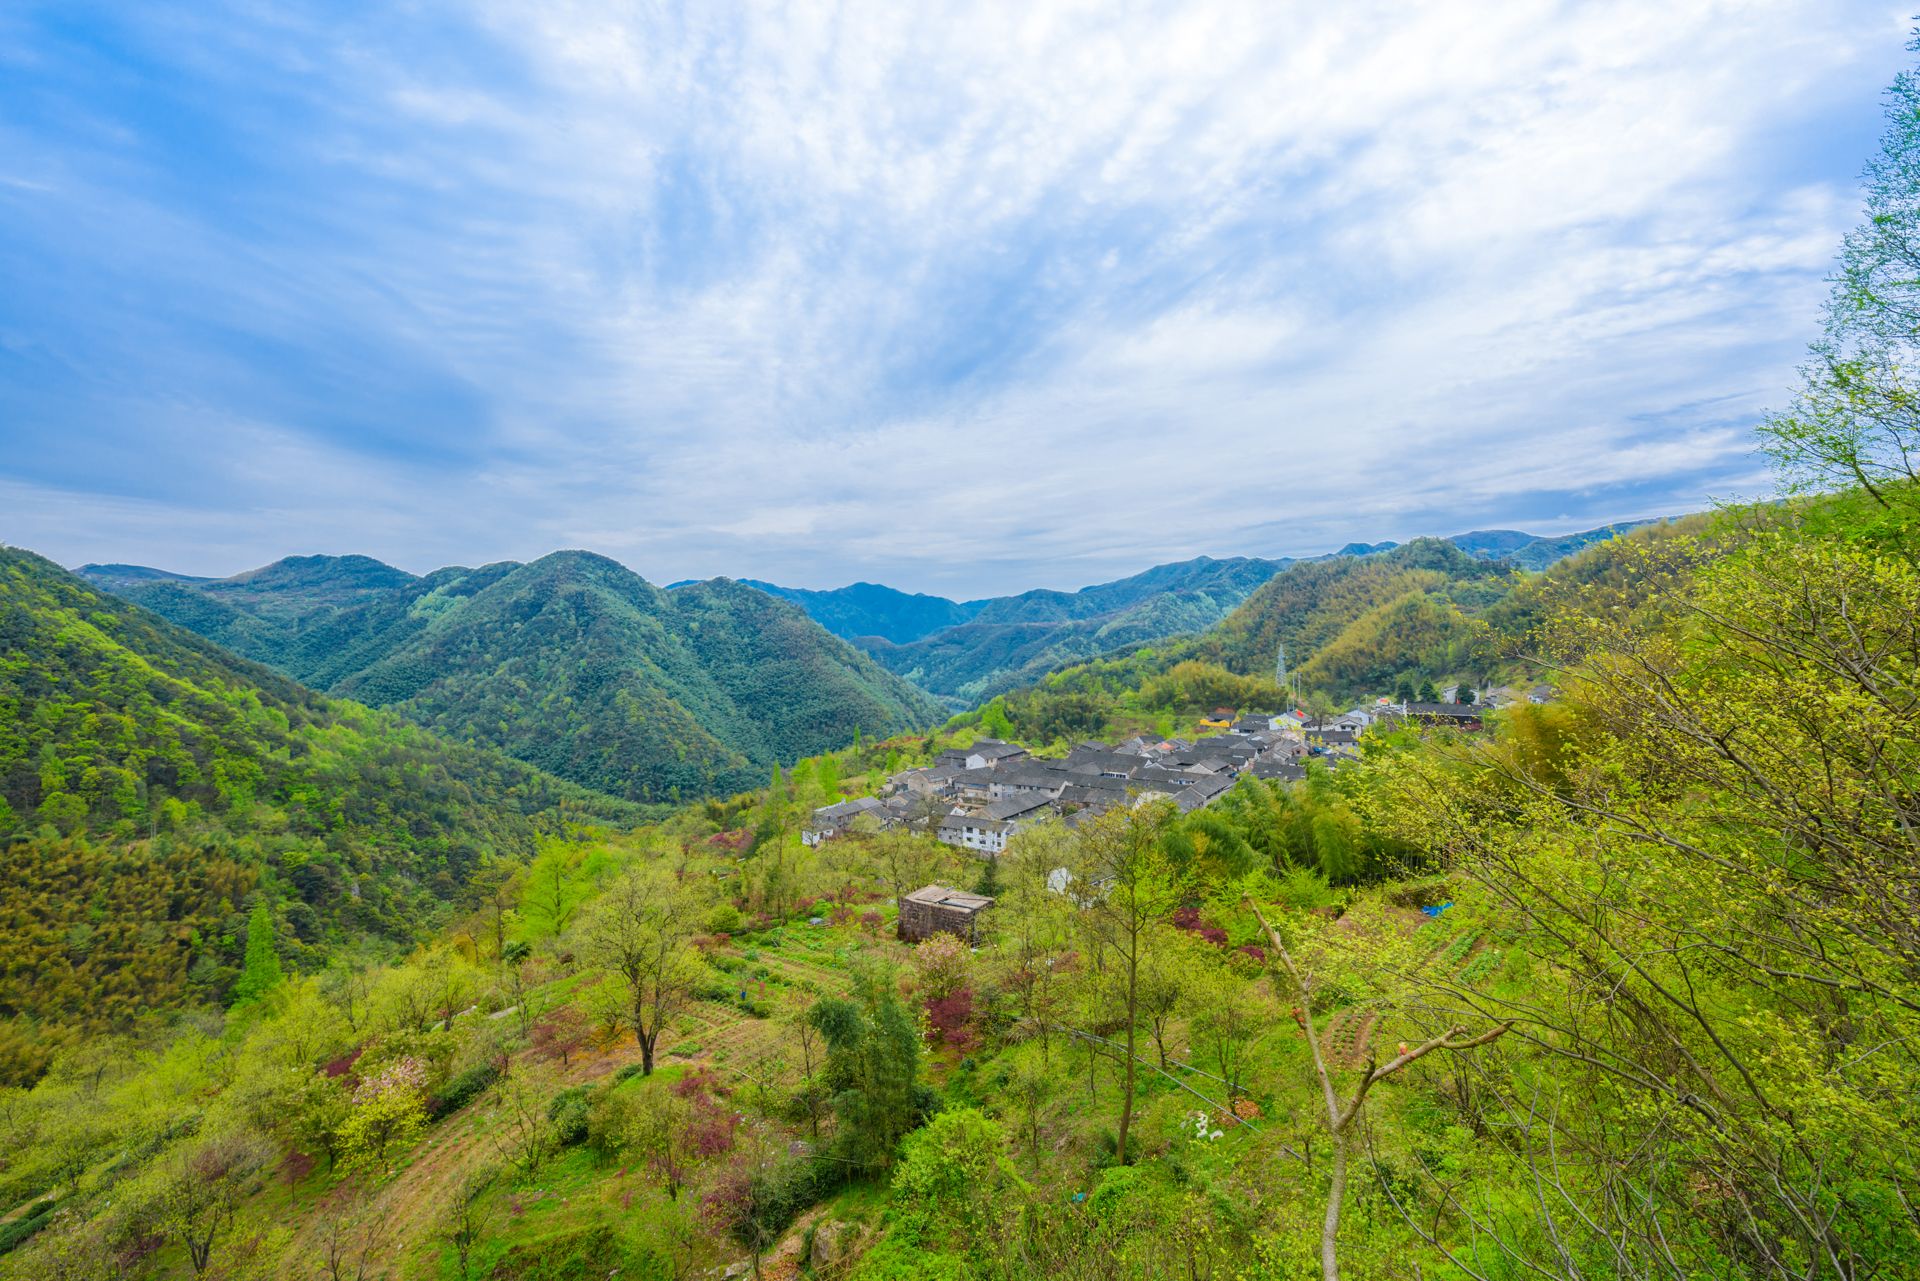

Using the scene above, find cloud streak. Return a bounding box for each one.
[0,1,1906,595]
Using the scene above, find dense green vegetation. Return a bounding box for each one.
[857,555,1292,703]
[8,455,1914,1278]
[0,548,644,1075]
[91,551,941,803]
[941,519,1714,750]
[764,531,1650,707]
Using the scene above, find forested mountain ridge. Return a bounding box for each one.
[0,547,643,1071]
[1443,519,1656,569]
[754,528,1657,704]
[83,552,942,803]
[741,579,983,644]
[965,522,1705,744]
[852,556,1294,703]
[1196,537,1515,689]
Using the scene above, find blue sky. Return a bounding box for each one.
[0,2,1909,598]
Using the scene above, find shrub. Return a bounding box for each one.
[912,935,969,1001]
[546,1086,593,1147]
[892,1108,1014,1242]
[429,1059,502,1119]
[923,988,976,1053]
[703,1156,825,1250]
[0,1199,56,1257]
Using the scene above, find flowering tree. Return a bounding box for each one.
[912,932,969,1001]
[338,1056,428,1177]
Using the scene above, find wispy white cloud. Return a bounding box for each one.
[0,0,1907,594]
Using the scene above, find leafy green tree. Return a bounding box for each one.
[580,869,703,1075]
[338,1056,429,1178]
[1073,802,1181,1164]
[1415,678,1439,704]
[232,904,283,1006]
[1762,39,1920,519]
[891,1107,1022,1253]
[139,1130,273,1277]
[808,967,924,1174]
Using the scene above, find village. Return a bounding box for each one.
[803,693,1496,860]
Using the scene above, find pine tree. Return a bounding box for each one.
[233,904,283,1005]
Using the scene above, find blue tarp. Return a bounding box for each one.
[1421,902,1452,918]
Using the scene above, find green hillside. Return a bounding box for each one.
[6,486,1915,1281]
[955,524,1705,745]
[1195,538,1512,686]
[87,553,942,803]
[862,556,1290,702]
[0,547,642,1066]
[771,536,1645,709]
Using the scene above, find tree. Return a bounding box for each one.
[522,845,582,938]
[530,1004,588,1069]
[1185,952,1267,1100]
[891,1107,1020,1255]
[581,869,703,1075]
[468,859,522,963]
[1376,516,1920,1278]
[1454,684,1474,705]
[993,821,1078,1063]
[1073,802,1181,1165]
[1248,900,1509,1281]
[787,1008,831,1146]
[1392,677,1416,705]
[338,1056,429,1177]
[232,904,283,1006]
[1136,927,1196,1070]
[906,790,952,838]
[1761,42,1920,517]
[808,966,923,1174]
[439,1165,496,1281]
[287,1071,351,1170]
[317,1190,390,1281]
[911,933,970,1001]
[142,1130,273,1277]
[871,830,946,934]
[1415,678,1439,704]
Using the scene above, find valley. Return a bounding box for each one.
[1,11,1915,1281]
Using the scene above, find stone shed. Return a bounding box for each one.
[898,884,994,944]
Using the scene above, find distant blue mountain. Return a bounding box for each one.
[740,580,982,645]
[1446,520,1660,571]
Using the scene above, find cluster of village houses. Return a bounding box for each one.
[805,695,1499,859]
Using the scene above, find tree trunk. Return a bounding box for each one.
[1117,943,1139,1165]
[1321,1130,1347,1281]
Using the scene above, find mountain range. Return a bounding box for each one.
[69,518,1656,793]
[747,520,1654,701]
[80,552,941,803]
[0,548,645,1028]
